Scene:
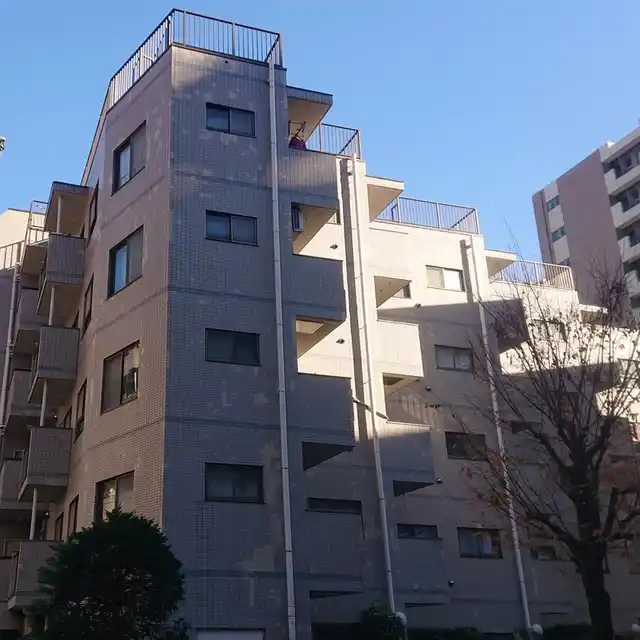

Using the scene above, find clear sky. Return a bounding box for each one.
[1,0,639,259]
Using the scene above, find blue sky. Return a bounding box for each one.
[1,0,639,258]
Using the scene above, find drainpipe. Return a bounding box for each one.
[0,259,19,433]
[268,53,296,640]
[465,238,531,631]
[350,157,396,611]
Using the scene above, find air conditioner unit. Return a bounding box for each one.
[292,205,304,233]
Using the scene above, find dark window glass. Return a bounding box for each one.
[113,124,146,191]
[306,498,362,514]
[108,228,143,295]
[62,408,72,430]
[205,329,260,365]
[67,496,79,538]
[458,527,502,559]
[96,473,134,521]
[206,104,255,136]
[75,382,86,440]
[435,345,473,372]
[82,277,93,335]
[102,343,140,412]
[89,183,98,238]
[206,211,257,246]
[397,524,439,540]
[205,463,263,503]
[54,514,64,541]
[445,432,487,460]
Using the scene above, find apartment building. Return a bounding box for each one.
[532,124,640,308]
[0,9,639,640]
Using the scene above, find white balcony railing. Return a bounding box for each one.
[489,260,574,291]
[377,197,479,234]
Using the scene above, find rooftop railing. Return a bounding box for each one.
[84,9,282,183]
[489,260,574,291]
[296,123,362,158]
[377,197,479,234]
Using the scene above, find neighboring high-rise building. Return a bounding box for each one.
[532,124,640,307]
[1,10,639,640]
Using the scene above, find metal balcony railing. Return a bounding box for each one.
[84,10,282,183]
[0,242,21,271]
[377,197,479,234]
[290,122,362,158]
[489,260,574,291]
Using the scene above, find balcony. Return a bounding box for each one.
[8,541,55,610]
[367,176,404,220]
[18,427,72,503]
[292,203,339,256]
[612,200,640,230]
[626,270,640,298]
[0,556,19,630]
[37,233,85,319]
[28,326,79,405]
[605,164,640,197]
[377,196,479,234]
[619,236,640,264]
[288,374,354,469]
[368,227,413,306]
[284,255,346,323]
[21,204,48,277]
[14,288,46,355]
[489,260,574,291]
[376,321,423,386]
[5,370,46,433]
[0,459,46,517]
[43,182,90,235]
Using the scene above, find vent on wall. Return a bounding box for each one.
[292,204,304,232]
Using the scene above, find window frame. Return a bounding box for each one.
[54,513,64,541]
[457,527,503,559]
[67,496,79,538]
[101,342,140,413]
[205,329,260,366]
[95,472,135,522]
[531,545,557,561]
[82,277,93,337]
[435,345,474,372]
[205,211,258,246]
[62,408,72,431]
[75,381,86,440]
[306,498,362,514]
[107,227,143,297]
[546,195,560,212]
[551,226,566,243]
[205,103,256,137]
[204,463,264,504]
[397,523,439,540]
[88,182,98,239]
[445,432,488,461]
[112,123,146,193]
[426,265,465,291]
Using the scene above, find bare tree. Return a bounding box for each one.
[449,269,640,640]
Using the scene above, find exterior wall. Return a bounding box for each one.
[0,209,29,249]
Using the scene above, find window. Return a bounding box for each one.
[205,329,260,366]
[392,284,411,299]
[206,211,258,246]
[531,545,557,561]
[306,498,362,514]
[426,265,465,291]
[82,277,93,335]
[397,524,439,540]
[108,227,143,295]
[102,343,140,412]
[54,514,64,541]
[435,345,473,372]
[205,463,263,503]
[546,195,560,212]
[445,432,488,460]
[75,382,86,439]
[206,103,255,136]
[96,472,134,521]
[67,496,79,538]
[61,408,72,430]
[88,183,98,238]
[113,123,146,191]
[458,527,502,559]
[551,226,565,242]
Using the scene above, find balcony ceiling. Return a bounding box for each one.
[44,182,90,234]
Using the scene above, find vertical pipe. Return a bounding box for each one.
[466,238,532,631]
[350,157,396,612]
[0,264,19,431]
[29,488,38,540]
[268,54,296,640]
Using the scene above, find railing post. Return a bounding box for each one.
[435,203,441,229]
[232,23,237,56]
[278,36,283,66]
[182,11,186,44]
[319,125,324,153]
[395,198,402,223]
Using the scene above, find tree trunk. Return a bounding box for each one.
[578,557,614,640]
